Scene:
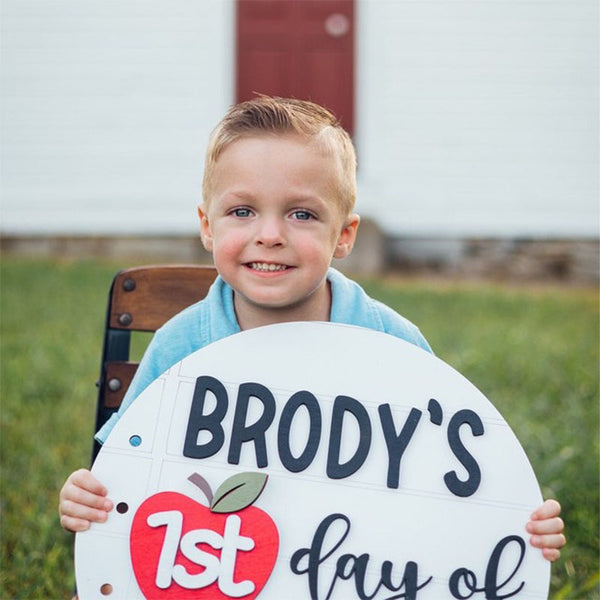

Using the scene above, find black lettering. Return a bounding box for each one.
[334,555,431,600]
[290,513,351,600]
[183,375,228,459]
[378,405,422,489]
[427,398,443,426]
[383,561,432,600]
[291,514,433,600]
[227,382,276,468]
[449,568,479,599]
[335,553,377,599]
[444,409,484,497]
[448,535,526,599]
[278,391,322,473]
[327,396,372,479]
[484,536,526,599]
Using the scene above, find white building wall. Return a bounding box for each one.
[2,0,235,235]
[355,0,598,237]
[2,0,598,238]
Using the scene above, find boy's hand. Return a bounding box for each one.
[59,469,113,533]
[526,499,566,562]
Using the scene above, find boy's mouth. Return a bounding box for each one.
[247,262,290,272]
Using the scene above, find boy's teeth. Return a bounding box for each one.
[250,262,287,272]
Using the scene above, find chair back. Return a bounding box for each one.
[93,264,217,459]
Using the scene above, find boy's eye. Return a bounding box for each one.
[290,210,314,221]
[231,207,253,218]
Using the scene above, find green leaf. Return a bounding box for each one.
[210,472,269,514]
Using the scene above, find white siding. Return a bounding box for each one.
[356,0,598,237]
[2,0,598,237]
[1,0,235,234]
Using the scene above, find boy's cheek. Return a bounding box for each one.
[211,244,242,272]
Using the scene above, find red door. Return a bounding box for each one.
[236,0,355,135]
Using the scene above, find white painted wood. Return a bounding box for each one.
[2,0,235,234]
[2,1,597,237]
[355,0,598,236]
[76,323,549,599]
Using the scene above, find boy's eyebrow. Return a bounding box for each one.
[221,189,331,208]
[285,192,329,205]
[219,190,255,203]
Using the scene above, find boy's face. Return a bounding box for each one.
[199,134,359,328]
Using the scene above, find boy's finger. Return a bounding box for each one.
[64,485,114,512]
[530,498,561,520]
[526,516,564,535]
[542,548,562,562]
[69,469,108,496]
[60,514,92,533]
[60,499,110,524]
[530,533,567,550]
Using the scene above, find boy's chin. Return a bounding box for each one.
[238,295,300,312]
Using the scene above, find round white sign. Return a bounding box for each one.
[75,322,549,599]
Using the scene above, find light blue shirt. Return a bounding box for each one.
[96,268,431,444]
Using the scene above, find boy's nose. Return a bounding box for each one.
[255,217,285,247]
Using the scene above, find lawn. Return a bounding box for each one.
[1,257,598,599]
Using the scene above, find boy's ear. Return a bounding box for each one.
[197,205,213,252]
[334,214,360,259]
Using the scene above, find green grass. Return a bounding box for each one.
[1,258,598,599]
[361,277,599,598]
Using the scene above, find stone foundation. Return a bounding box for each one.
[388,238,599,283]
[1,232,598,284]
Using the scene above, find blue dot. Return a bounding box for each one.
[129,435,142,447]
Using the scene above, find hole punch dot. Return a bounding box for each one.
[100,583,113,595]
[129,435,142,447]
[116,502,129,514]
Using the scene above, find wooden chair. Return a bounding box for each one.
[92,264,218,461]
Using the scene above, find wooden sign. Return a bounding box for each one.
[75,322,550,599]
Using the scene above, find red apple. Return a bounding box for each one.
[130,473,279,599]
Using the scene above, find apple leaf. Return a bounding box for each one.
[210,472,269,513]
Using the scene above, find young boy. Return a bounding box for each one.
[59,96,565,561]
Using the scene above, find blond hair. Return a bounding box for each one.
[202,96,357,215]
